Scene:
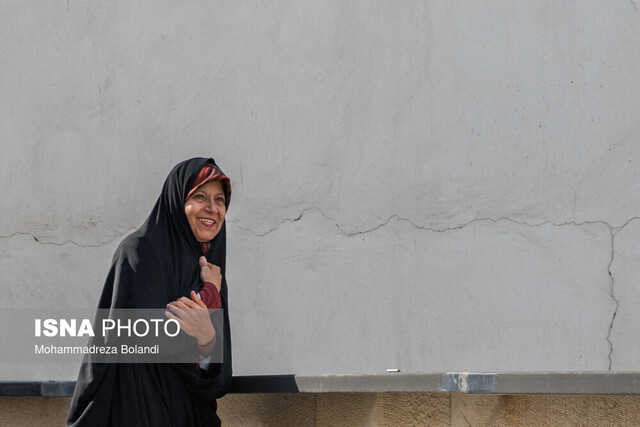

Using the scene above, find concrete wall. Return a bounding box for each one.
[2,0,640,381]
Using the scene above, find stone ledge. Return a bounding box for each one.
[3,372,640,396]
[0,381,76,397]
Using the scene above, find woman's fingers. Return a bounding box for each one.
[164,290,213,341]
[199,258,222,289]
[164,310,177,320]
[167,293,209,310]
[199,256,208,266]
[166,304,186,320]
[177,297,197,307]
[190,291,207,308]
[164,310,184,328]
[165,301,214,342]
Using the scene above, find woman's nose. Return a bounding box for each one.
[205,199,218,212]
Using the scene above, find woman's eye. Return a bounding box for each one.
[216,197,225,204]
[194,194,205,200]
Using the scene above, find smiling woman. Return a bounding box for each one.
[67,158,233,427]
[185,181,227,243]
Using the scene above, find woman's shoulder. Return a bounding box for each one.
[112,229,163,267]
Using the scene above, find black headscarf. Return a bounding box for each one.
[68,157,232,427]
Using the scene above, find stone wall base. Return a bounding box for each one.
[3,393,640,426]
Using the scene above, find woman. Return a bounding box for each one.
[68,157,233,426]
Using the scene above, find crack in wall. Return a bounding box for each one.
[0,230,128,248]
[606,216,640,370]
[5,210,640,370]
[233,205,619,237]
[606,227,618,371]
[232,210,307,237]
[235,207,640,371]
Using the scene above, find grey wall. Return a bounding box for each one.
[1,1,640,380]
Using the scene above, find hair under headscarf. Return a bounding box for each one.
[186,161,232,210]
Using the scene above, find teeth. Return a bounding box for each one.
[200,219,214,224]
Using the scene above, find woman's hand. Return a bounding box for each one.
[165,291,215,345]
[199,256,222,292]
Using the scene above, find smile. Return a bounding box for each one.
[199,218,216,226]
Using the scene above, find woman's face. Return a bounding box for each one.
[184,180,226,243]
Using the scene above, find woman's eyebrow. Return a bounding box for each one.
[196,190,225,197]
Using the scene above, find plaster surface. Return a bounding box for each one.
[1,0,639,379]
[229,210,614,374]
